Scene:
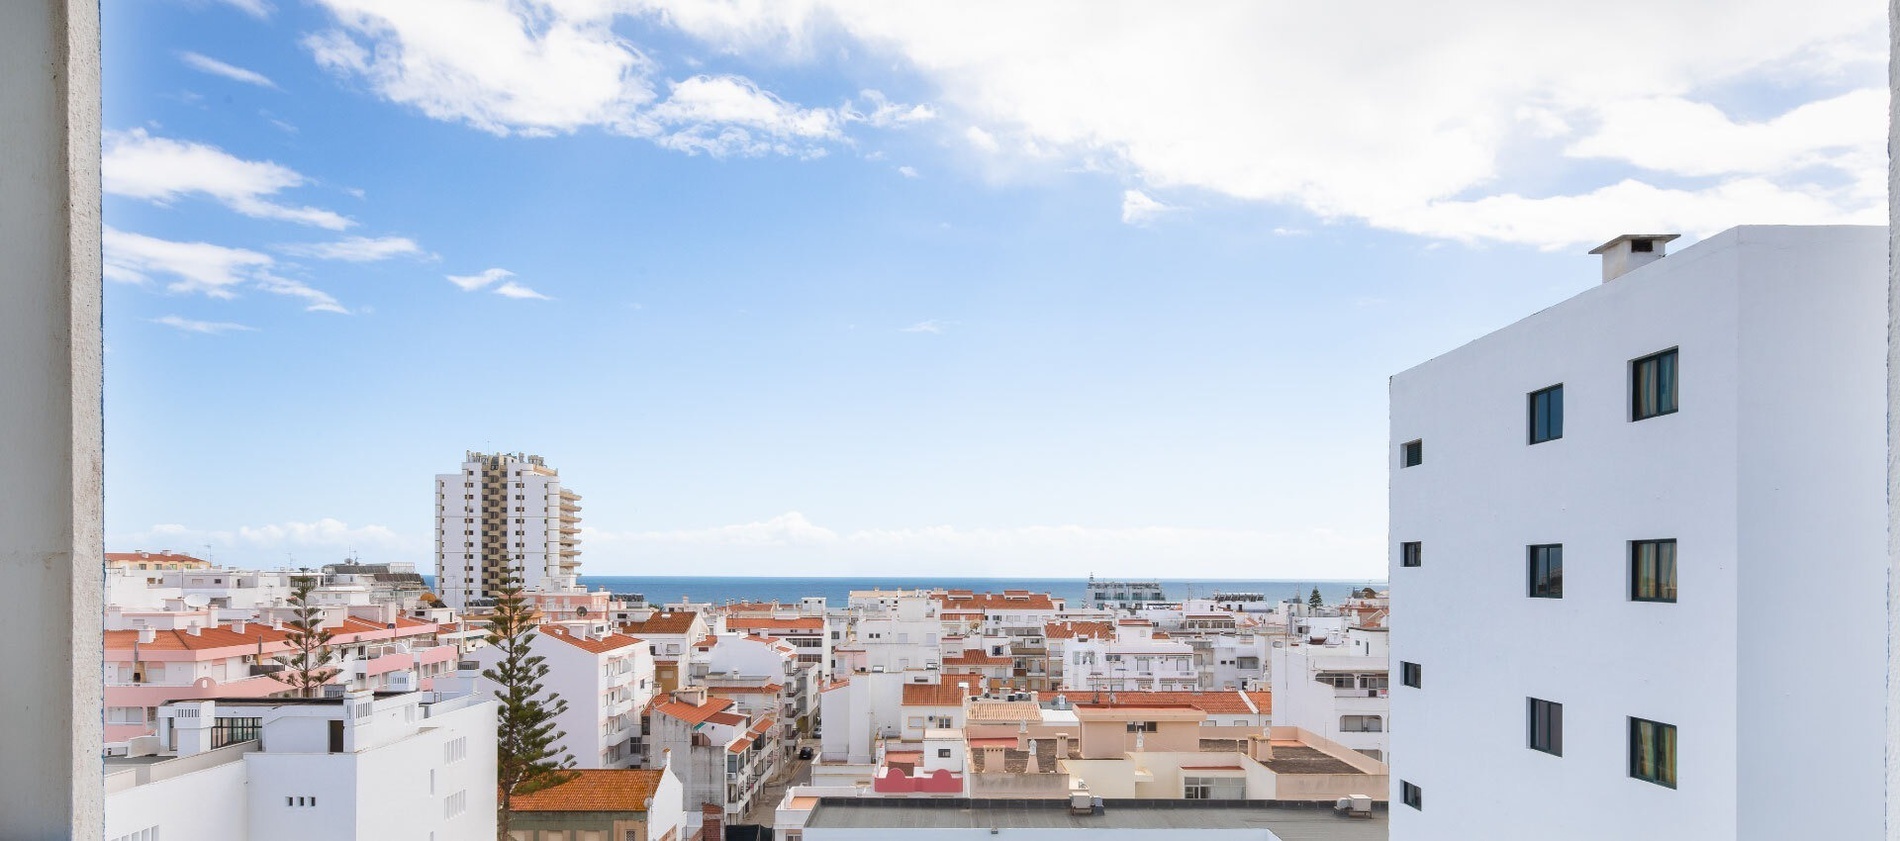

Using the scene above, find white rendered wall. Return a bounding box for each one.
[0,1,103,838]
[1389,226,1886,841]
[1887,6,1899,833]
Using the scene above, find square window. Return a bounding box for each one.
[1400,661,1421,688]
[1629,718,1677,787]
[1528,698,1562,756]
[938,749,952,758]
[1400,439,1423,468]
[1632,349,1679,421]
[1528,544,1563,599]
[1631,540,1677,603]
[1528,384,1563,444]
[1400,541,1422,568]
[1400,780,1422,810]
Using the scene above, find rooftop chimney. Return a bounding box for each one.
[1590,234,1680,283]
[137,628,156,644]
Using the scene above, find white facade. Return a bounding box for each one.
[1269,629,1388,760]
[104,690,498,841]
[1389,227,1888,840]
[435,451,582,610]
[471,621,654,768]
[1063,621,1197,692]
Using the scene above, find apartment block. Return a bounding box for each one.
[1388,226,1887,840]
[435,451,583,610]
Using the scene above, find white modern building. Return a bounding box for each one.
[469,620,654,769]
[104,689,498,841]
[1388,226,1888,840]
[1269,627,1388,761]
[1063,620,1198,693]
[435,451,583,610]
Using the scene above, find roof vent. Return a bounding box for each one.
[1589,234,1680,283]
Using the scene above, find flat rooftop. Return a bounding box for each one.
[804,798,1387,839]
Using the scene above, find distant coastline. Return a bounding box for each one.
[421,574,1386,608]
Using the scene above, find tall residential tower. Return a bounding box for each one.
[435,451,582,610]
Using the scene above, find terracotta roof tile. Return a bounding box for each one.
[653,696,736,725]
[1068,690,1263,715]
[538,626,643,654]
[933,591,1057,611]
[508,769,666,813]
[104,623,290,653]
[726,616,823,631]
[943,652,1013,667]
[903,681,981,707]
[1043,620,1114,640]
[619,612,701,635]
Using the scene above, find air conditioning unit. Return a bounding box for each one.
[1334,794,1373,818]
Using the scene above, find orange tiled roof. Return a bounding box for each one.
[508,769,666,813]
[538,626,643,654]
[1244,691,1274,715]
[903,681,980,707]
[619,611,701,635]
[933,591,1057,611]
[943,652,1013,667]
[104,623,290,653]
[1044,620,1114,640]
[707,684,784,695]
[653,696,736,725]
[707,711,749,727]
[106,551,210,565]
[726,616,823,631]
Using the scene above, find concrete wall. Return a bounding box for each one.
[1887,5,1899,834]
[104,759,248,841]
[1389,227,1885,841]
[0,0,103,837]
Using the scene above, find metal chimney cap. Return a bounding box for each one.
[1588,233,1679,255]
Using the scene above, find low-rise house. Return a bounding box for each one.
[618,609,709,693]
[1269,626,1388,762]
[472,621,655,769]
[507,764,687,841]
[647,688,780,836]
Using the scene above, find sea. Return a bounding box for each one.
[423,575,1386,608]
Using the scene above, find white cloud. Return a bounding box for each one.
[1119,189,1174,225]
[103,129,352,229]
[448,267,551,299]
[214,0,273,18]
[105,227,272,299]
[900,319,945,334]
[638,74,841,156]
[632,0,1886,247]
[583,512,1384,578]
[896,165,919,178]
[107,227,350,313]
[849,89,937,127]
[963,125,999,152]
[493,280,552,300]
[110,518,425,568]
[151,315,258,335]
[305,1,660,138]
[447,267,511,291]
[280,236,428,262]
[180,51,278,89]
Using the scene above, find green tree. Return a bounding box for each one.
[274,573,338,696]
[1308,587,1324,610]
[486,570,576,840]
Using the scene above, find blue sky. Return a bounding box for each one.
[102,0,1886,579]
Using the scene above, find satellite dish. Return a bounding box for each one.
[576,606,589,617]
[183,594,211,608]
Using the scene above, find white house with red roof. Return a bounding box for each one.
[648,687,780,836]
[1062,619,1197,693]
[471,620,655,769]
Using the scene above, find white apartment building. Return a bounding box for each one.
[649,688,780,834]
[1063,620,1197,692]
[471,621,655,769]
[1388,227,1888,840]
[435,451,583,610]
[104,689,498,841]
[1269,627,1389,761]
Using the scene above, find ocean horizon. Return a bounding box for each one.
[423,575,1387,608]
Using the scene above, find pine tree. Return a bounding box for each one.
[274,573,338,696]
[486,570,576,840]
[1308,587,1324,610]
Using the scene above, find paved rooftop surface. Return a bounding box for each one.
[1262,746,1366,776]
[805,798,1388,839]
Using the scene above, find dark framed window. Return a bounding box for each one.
[1528,384,1563,443]
[1400,780,1422,810]
[1629,717,1677,788]
[1400,661,1421,688]
[1528,544,1563,598]
[1631,539,1677,603]
[1631,349,1678,421]
[1528,698,1562,756]
[1400,541,1422,568]
[1400,439,1422,467]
